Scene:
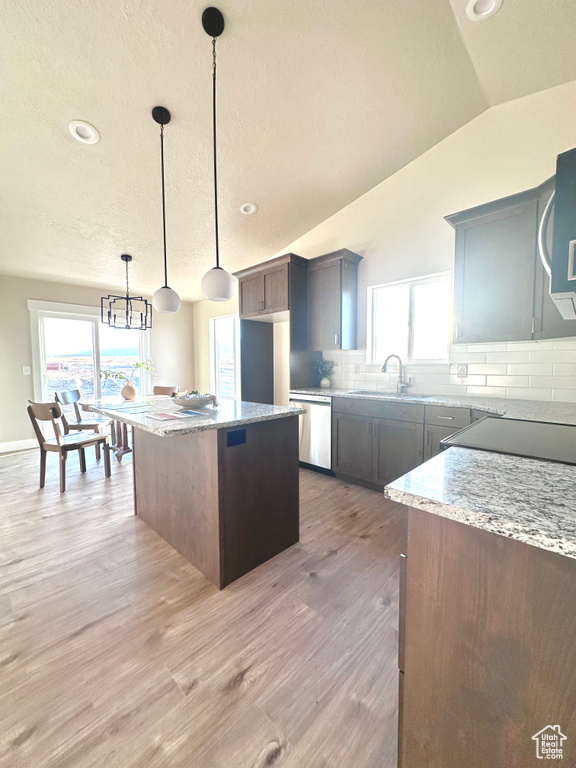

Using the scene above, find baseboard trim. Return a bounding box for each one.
[0,439,37,454]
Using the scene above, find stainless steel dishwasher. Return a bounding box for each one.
[288,393,332,470]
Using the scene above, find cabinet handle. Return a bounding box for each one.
[437,415,454,420]
[426,430,431,446]
[334,333,340,346]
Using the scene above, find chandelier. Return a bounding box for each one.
[101,254,152,330]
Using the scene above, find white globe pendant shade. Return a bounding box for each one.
[152,286,181,313]
[201,267,235,301]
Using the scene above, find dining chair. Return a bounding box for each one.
[54,389,111,460]
[27,401,111,493]
[153,386,178,396]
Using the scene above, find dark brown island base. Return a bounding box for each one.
[87,398,304,589]
[387,446,576,768]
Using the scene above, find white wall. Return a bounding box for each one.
[0,274,195,449]
[277,80,576,402]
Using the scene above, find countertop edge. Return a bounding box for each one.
[86,404,303,436]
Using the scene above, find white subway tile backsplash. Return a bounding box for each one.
[507,363,554,376]
[552,339,576,350]
[462,343,506,353]
[485,351,530,363]
[466,386,508,397]
[321,344,576,403]
[507,341,555,351]
[486,375,530,388]
[529,350,576,363]
[505,388,553,401]
[467,364,508,375]
[450,374,487,386]
[553,364,576,376]
[552,389,576,403]
[448,351,487,363]
[529,376,576,389]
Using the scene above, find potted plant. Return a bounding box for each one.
[100,359,156,401]
[315,358,337,389]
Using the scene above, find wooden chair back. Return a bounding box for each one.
[28,401,65,447]
[55,389,83,422]
[153,386,178,396]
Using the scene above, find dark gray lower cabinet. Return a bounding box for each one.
[332,398,472,489]
[374,418,424,486]
[423,424,457,461]
[332,413,374,482]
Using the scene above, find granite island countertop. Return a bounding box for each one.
[290,387,576,425]
[85,397,305,437]
[385,446,576,559]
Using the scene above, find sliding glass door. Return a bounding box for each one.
[41,315,98,402]
[36,309,148,403]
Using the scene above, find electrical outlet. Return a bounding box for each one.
[22,366,31,376]
[456,364,468,379]
[354,364,361,374]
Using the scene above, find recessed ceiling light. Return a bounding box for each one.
[240,202,258,215]
[466,0,503,21]
[68,120,100,144]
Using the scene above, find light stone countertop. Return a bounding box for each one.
[289,387,576,425]
[385,447,576,559]
[85,397,305,437]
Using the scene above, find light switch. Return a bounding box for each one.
[22,366,31,376]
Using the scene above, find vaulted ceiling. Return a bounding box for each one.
[1,0,575,300]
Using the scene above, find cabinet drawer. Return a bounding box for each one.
[333,397,424,423]
[424,405,470,428]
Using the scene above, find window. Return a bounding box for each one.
[210,315,241,399]
[29,300,150,404]
[367,273,451,364]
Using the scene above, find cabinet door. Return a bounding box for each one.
[309,262,341,351]
[332,413,373,482]
[423,424,457,461]
[239,275,263,318]
[262,265,289,313]
[453,201,537,343]
[373,418,423,486]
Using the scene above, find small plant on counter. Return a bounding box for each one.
[315,358,337,389]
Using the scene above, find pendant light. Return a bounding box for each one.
[200,7,235,302]
[101,254,152,330]
[152,106,181,313]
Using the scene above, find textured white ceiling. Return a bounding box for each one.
[0,0,573,300]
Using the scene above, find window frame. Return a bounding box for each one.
[28,299,150,402]
[209,314,241,400]
[366,272,452,365]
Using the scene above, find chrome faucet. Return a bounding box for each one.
[381,354,411,394]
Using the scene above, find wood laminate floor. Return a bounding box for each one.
[0,448,402,768]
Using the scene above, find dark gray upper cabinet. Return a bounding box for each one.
[234,253,307,319]
[446,178,576,344]
[308,249,362,351]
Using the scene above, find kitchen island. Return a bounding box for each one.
[386,447,576,767]
[87,398,305,589]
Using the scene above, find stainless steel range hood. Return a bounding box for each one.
[539,147,576,320]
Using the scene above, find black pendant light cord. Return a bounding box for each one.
[160,124,169,287]
[212,37,220,270]
[125,258,130,299]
